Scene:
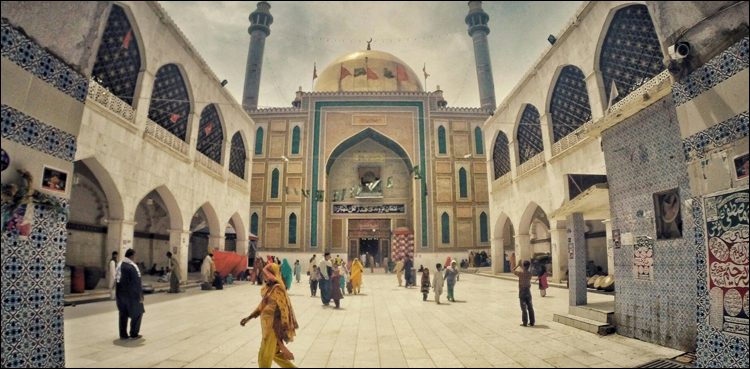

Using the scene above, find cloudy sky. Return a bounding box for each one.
[160,1,583,109]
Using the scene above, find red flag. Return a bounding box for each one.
[122,29,133,49]
[340,64,352,80]
[313,63,318,80]
[366,67,379,80]
[204,122,213,136]
[396,64,409,81]
[169,113,181,123]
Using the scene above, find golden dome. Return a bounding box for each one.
[314,50,423,92]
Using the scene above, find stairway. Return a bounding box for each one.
[553,301,616,335]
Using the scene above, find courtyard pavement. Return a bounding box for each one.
[64,272,681,368]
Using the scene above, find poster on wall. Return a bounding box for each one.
[653,188,683,239]
[41,166,68,193]
[704,187,749,337]
[733,153,749,180]
[634,236,654,280]
[613,229,621,249]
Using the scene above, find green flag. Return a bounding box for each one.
[354,67,366,77]
[383,68,395,79]
[387,176,393,188]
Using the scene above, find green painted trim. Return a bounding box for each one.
[311,101,427,248]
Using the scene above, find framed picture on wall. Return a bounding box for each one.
[733,153,749,180]
[41,166,68,193]
[653,188,682,240]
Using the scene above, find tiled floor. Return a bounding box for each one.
[64,273,681,367]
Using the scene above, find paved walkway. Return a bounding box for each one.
[64,273,681,367]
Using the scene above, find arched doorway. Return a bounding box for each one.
[132,188,182,280]
[187,204,220,274]
[326,129,414,265]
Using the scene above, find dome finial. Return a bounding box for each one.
[367,38,373,50]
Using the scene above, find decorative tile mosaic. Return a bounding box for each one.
[1,199,68,368]
[634,236,654,280]
[673,37,749,106]
[602,96,697,352]
[1,18,89,102]
[1,104,76,162]
[682,111,749,162]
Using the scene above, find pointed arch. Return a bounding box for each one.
[492,131,511,179]
[441,212,450,244]
[254,127,264,155]
[229,212,248,255]
[270,168,280,199]
[325,128,413,175]
[92,4,143,106]
[598,4,664,105]
[437,125,447,154]
[549,65,592,142]
[196,104,225,163]
[148,64,191,141]
[474,126,484,154]
[459,167,468,198]
[515,104,543,164]
[288,213,297,244]
[229,132,247,179]
[291,126,301,155]
[193,202,221,238]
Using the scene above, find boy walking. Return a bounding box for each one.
[513,260,535,327]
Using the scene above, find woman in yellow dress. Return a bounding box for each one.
[350,258,364,295]
[241,262,299,368]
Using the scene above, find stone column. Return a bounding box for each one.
[491,236,503,274]
[585,71,605,120]
[602,219,615,275]
[549,227,569,283]
[514,234,532,264]
[567,212,587,306]
[209,235,225,251]
[133,70,155,131]
[106,219,136,261]
[169,229,191,282]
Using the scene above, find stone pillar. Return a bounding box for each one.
[209,235,225,251]
[466,1,496,111]
[515,234,532,264]
[585,71,605,120]
[491,236,503,274]
[169,229,191,282]
[133,70,155,130]
[539,113,554,160]
[550,228,569,283]
[567,212,587,306]
[602,219,615,275]
[106,219,136,261]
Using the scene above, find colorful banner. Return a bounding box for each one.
[704,188,749,337]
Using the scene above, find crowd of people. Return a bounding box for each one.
[110,248,549,367]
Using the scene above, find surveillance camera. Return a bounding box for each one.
[668,42,691,60]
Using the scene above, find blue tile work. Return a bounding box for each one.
[602,95,697,352]
[672,37,749,106]
[1,104,77,162]
[1,18,89,102]
[682,111,749,162]
[1,200,68,368]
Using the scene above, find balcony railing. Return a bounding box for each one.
[86,79,136,125]
[195,151,225,179]
[551,119,596,157]
[144,119,190,157]
[609,70,672,114]
[516,152,545,177]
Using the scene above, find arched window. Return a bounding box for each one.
[480,212,489,242]
[459,168,468,198]
[229,132,246,179]
[550,66,592,142]
[255,127,264,155]
[516,104,543,164]
[288,213,297,244]
[92,5,141,106]
[291,126,301,155]
[474,127,484,154]
[437,126,447,154]
[270,168,280,199]
[250,213,259,235]
[196,104,224,163]
[600,4,664,105]
[493,132,510,179]
[148,64,191,140]
[441,212,450,244]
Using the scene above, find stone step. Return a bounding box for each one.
[569,305,614,324]
[553,313,616,335]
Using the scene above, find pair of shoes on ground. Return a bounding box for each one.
[520,323,535,327]
[120,335,142,340]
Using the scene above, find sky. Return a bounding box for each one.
[160,1,584,109]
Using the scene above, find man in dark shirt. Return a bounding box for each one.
[116,248,145,339]
[513,260,535,327]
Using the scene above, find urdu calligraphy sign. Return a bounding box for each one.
[333,204,405,214]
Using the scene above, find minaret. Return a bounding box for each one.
[242,2,273,111]
[465,1,496,112]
